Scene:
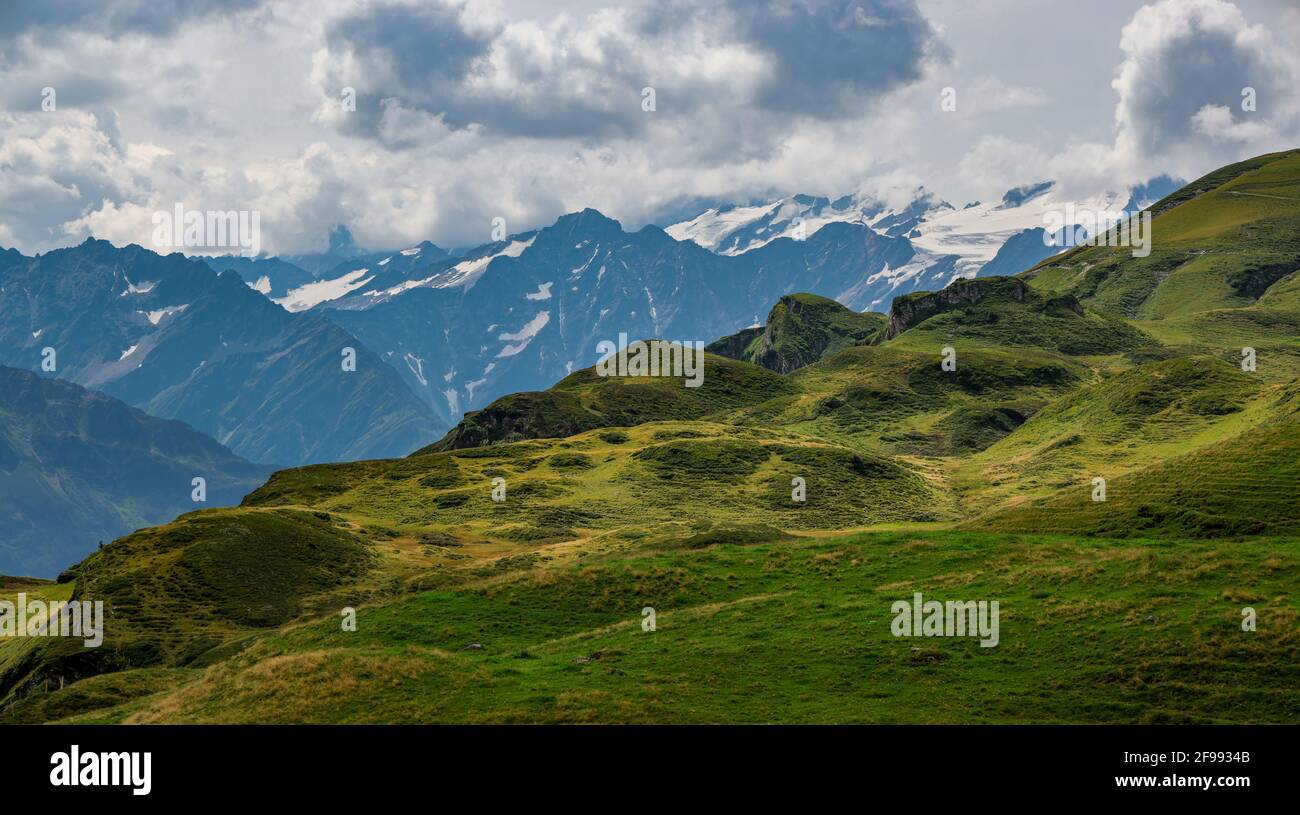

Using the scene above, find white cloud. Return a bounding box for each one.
[0,0,1297,258]
[1109,0,1298,179]
[1190,103,1273,143]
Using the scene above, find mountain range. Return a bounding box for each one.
[202,175,1179,429]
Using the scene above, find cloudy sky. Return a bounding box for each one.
[1,0,1298,255]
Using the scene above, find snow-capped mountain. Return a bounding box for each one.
[274,209,955,428]
[325,235,539,309]
[664,192,912,255]
[206,234,451,306]
[665,177,1181,280]
[171,175,1185,435]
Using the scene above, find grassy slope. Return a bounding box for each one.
[967,382,1300,537]
[1024,149,1300,377]
[949,356,1277,515]
[883,276,1154,355]
[729,344,1087,458]
[420,350,796,451]
[13,530,1298,724]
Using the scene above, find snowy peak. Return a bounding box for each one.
[664,188,949,256]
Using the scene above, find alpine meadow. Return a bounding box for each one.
[1,0,1299,795]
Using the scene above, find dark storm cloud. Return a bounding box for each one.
[323,0,491,136]
[692,0,945,116]
[317,0,945,143]
[1121,25,1277,146]
[319,0,648,141]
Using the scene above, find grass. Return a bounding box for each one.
[947,355,1279,514]
[967,382,1300,538]
[884,276,1155,355]
[420,350,796,451]
[1024,149,1300,321]
[15,530,1297,724]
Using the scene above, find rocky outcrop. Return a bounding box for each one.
[708,293,885,373]
[883,277,1030,340]
[705,326,764,362]
[418,390,601,452]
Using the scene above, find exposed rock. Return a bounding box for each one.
[883,276,1030,340]
[708,293,886,373]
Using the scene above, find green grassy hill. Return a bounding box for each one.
[949,355,1273,513]
[966,381,1300,538]
[422,349,795,451]
[1024,149,1300,315]
[708,293,887,373]
[880,276,1155,355]
[3,150,1299,725]
[5,529,1296,724]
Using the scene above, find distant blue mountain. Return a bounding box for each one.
[0,240,440,465]
[1122,175,1186,213]
[978,224,1089,278]
[0,366,271,577]
[313,208,960,426]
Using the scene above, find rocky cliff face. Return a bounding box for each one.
[704,326,764,361]
[883,277,1030,340]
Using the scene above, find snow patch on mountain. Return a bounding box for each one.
[668,184,1140,280]
[368,237,536,300]
[120,280,157,296]
[144,304,189,325]
[404,353,428,387]
[665,201,782,251]
[496,311,550,357]
[525,281,553,301]
[276,268,374,312]
[907,188,1129,278]
[435,238,534,290]
[464,362,496,402]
